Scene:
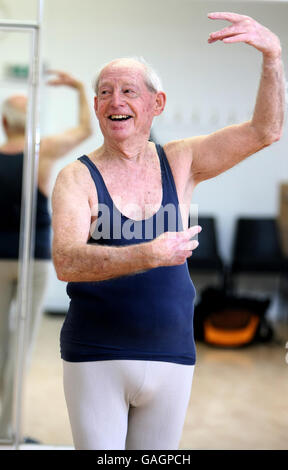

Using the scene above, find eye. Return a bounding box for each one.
[99,89,111,97]
[123,89,136,96]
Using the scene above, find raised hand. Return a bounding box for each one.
[45,70,83,89]
[207,12,281,60]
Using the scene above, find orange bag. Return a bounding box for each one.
[194,288,273,348]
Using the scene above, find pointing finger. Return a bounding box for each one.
[222,33,251,44]
[188,239,199,250]
[208,12,250,23]
[208,24,246,39]
[182,225,202,240]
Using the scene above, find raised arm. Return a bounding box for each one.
[40,70,93,160]
[52,164,201,282]
[179,12,285,184]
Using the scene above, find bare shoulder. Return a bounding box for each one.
[54,159,94,195]
[52,159,95,244]
[160,137,208,195]
[163,136,204,162]
[52,159,98,216]
[162,137,203,182]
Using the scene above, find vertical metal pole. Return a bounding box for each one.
[13,0,43,450]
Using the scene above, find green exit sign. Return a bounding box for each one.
[6,64,29,79]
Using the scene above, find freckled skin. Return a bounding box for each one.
[52,16,285,282]
[90,61,169,220]
[94,62,158,145]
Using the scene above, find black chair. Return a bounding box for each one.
[230,217,285,274]
[187,216,225,282]
[227,217,287,299]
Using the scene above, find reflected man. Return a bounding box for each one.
[0,70,92,439]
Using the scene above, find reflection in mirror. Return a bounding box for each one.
[0,30,31,443]
[0,29,92,444]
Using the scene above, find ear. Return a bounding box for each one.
[2,116,8,131]
[153,91,166,116]
[94,96,99,117]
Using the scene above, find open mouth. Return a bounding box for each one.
[108,114,132,121]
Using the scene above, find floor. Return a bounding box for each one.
[14,310,288,451]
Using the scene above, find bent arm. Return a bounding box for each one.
[251,54,285,143]
[52,164,155,282]
[40,72,93,160]
[186,13,286,184]
[54,240,152,283]
[52,164,201,282]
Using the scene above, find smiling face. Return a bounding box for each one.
[94,60,166,145]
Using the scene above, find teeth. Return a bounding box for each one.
[110,114,130,119]
[113,115,126,118]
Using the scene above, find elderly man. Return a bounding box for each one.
[52,13,285,450]
[0,70,92,439]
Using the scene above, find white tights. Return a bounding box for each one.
[63,359,194,450]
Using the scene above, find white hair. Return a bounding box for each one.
[2,98,26,131]
[92,57,164,95]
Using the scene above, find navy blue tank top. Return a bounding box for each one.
[60,144,196,365]
[0,152,51,259]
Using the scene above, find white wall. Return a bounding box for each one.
[1,0,287,310]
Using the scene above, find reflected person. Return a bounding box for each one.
[0,70,92,439]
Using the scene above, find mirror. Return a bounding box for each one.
[0,25,33,444]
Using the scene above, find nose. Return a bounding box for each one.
[110,89,124,108]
